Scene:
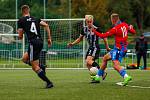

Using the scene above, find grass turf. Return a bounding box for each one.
[0,69,150,100]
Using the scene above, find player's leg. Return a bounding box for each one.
[86,48,101,83]
[86,56,100,83]
[30,39,53,88]
[137,53,142,68]
[30,60,53,88]
[143,53,147,69]
[85,48,100,70]
[93,53,111,81]
[86,56,100,70]
[86,63,91,70]
[112,49,131,86]
[22,52,31,66]
[113,60,132,86]
[98,53,111,75]
[39,50,47,74]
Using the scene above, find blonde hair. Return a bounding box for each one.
[85,15,93,21]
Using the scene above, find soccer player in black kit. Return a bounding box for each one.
[67,15,110,83]
[17,5,53,88]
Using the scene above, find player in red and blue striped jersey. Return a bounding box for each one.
[92,13,136,85]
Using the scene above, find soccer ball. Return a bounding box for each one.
[89,67,98,76]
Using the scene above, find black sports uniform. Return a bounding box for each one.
[18,16,43,61]
[81,25,101,60]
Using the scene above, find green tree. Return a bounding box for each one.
[72,0,109,27]
[107,0,134,24]
[0,0,16,19]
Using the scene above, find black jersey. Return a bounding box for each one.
[18,16,41,41]
[81,25,101,48]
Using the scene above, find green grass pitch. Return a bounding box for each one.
[0,69,150,100]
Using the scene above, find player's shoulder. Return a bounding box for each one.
[18,16,26,22]
[120,22,129,27]
[115,22,128,28]
[30,16,39,20]
[29,16,41,22]
[121,22,129,26]
[94,25,101,32]
[93,25,99,30]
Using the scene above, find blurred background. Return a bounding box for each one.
[0,0,149,68]
[0,0,150,32]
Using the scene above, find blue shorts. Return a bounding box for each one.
[109,48,126,62]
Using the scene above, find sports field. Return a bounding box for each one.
[0,69,150,100]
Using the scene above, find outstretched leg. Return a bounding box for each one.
[113,60,132,86]
[92,53,111,83]
[31,60,53,88]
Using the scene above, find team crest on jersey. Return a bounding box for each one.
[27,18,32,21]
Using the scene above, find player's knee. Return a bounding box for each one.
[31,61,40,72]
[102,56,108,62]
[32,65,40,72]
[22,58,27,63]
[113,60,120,70]
[86,59,92,65]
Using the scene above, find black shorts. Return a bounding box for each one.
[28,38,43,61]
[85,47,100,60]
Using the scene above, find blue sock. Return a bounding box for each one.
[97,69,104,76]
[119,69,126,78]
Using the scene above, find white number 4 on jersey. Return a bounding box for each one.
[30,22,38,35]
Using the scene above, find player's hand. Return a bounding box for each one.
[48,39,52,47]
[92,28,96,32]
[129,25,133,30]
[67,43,73,48]
[106,47,111,52]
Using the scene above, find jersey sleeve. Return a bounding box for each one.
[38,19,42,24]
[128,25,136,34]
[93,27,116,38]
[96,27,101,33]
[17,18,23,29]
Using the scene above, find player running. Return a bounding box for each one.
[67,15,110,82]
[92,13,136,86]
[17,5,53,88]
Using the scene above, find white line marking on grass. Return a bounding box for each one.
[116,82,150,89]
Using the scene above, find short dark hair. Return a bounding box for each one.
[21,5,30,12]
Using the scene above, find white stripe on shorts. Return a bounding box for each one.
[92,47,97,57]
[30,44,33,61]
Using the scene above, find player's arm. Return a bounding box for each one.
[103,38,111,51]
[40,21,52,47]
[67,35,84,48]
[128,25,136,34]
[96,28,111,51]
[17,29,24,40]
[93,28,116,38]
[17,19,24,40]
